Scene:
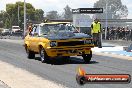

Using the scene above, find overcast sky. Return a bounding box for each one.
[0,0,132,18]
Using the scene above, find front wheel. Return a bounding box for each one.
[39,47,49,63]
[62,56,70,62]
[25,46,35,59]
[82,51,92,63]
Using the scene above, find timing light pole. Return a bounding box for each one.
[24,0,26,38]
[105,0,108,40]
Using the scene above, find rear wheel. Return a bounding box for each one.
[63,56,70,59]
[82,51,92,63]
[62,56,70,62]
[25,45,35,59]
[39,47,49,63]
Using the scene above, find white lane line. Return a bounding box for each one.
[0,60,67,88]
[93,52,132,60]
[102,51,132,57]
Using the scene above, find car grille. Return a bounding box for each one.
[57,41,84,46]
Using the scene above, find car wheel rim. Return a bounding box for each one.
[26,48,29,55]
[40,49,45,62]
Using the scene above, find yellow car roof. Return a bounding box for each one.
[40,22,71,25]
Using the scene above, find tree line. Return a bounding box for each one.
[0,2,72,29]
[94,0,128,19]
[0,0,128,29]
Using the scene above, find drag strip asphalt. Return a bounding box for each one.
[0,40,132,88]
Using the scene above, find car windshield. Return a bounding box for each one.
[40,23,76,35]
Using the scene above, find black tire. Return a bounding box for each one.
[39,47,48,63]
[25,46,35,59]
[62,56,70,62]
[82,51,92,63]
[63,56,70,59]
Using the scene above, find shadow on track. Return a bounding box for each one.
[34,57,99,65]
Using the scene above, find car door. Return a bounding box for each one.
[31,25,40,52]
[29,26,38,51]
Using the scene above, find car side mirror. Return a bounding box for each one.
[73,29,79,33]
[34,33,39,36]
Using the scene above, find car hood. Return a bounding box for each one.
[43,31,92,40]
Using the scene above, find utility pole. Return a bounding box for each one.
[18,4,20,26]
[105,0,108,40]
[24,0,26,38]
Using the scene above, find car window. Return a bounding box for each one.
[40,24,76,36]
[31,26,39,36]
[40,25,50,35]
[35,26,39,34]
[31,27,36,35]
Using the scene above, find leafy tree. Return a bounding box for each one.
[5,1,44,29]
[63,5,72,20]
[0,11,4,28]
[4,18,11,28]
[35,9,44,22]
[0,10,11,28]
[46,11,59,20]
[6,2,35,28]
[94,0,128,19]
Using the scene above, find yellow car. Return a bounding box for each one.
[24,22,94,63]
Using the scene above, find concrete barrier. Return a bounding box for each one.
[123,47,128,51]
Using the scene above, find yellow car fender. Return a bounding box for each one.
[25,41,30,47]
[24,41,30,51]
[38,42,47,50]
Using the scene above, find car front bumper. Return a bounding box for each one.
[45,45,94,57]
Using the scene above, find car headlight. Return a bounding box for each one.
[84,40,92,44]
[50,41,57,47]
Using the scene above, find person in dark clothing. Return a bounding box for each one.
[130,29,132,41]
